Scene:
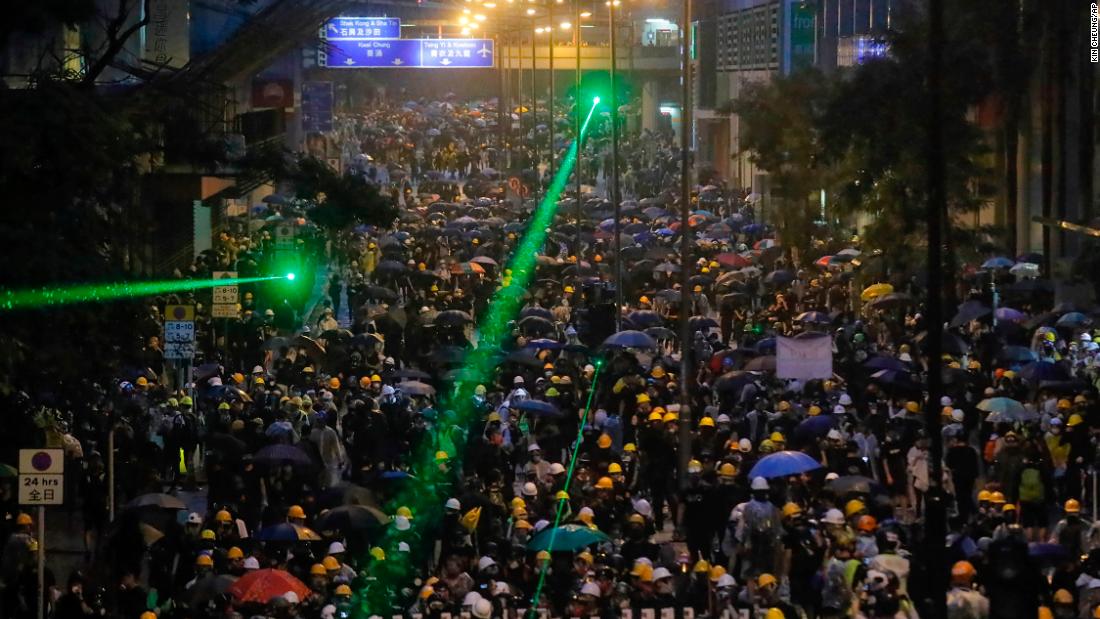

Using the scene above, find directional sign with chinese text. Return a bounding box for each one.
[419,39,495,68]
[212,271,239,318]
[164,342,196,360]
[322,38,494,69]
[19,449,64,506]
[323,17,401,40]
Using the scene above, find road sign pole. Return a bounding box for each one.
[37,505,45,619]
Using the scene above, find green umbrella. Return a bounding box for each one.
[0,463,16,478]
[526,524,610,552]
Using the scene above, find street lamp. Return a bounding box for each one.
[572,0,583,259]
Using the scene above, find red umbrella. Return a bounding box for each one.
[228,569,311,604]
[714,252,751,268]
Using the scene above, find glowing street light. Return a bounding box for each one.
[484,2,497,7]
[474,13,487,21]
[461,27,471,34]
[580,11,592,17]
[560,20,572,29]
[526,7,536,15]
[459,15,470,24]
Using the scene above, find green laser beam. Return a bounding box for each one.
[357,99,602,616]
[0,274,290,311]
[528,360,603,617]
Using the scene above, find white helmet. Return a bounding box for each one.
[838,393,853,406]
[716,573,737,588]
[580,582,602,597]
[445,498,461,510]
[462,592,483,607]
[472,598,493,619]
[751,476,770,491]
[478,556,497,571]
[652,567,673,581]
[823,508,845,525]
[522,482,539,496]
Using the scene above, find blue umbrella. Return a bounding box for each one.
[525,338,564,350]
[996,345,1038,364]
[254,523,322,541]
[994,307,1027,323]
[515,400,561,417]
[950,301,991,328]
[749,450,823,479]
[627,311,665,328]
[981,256,1015,269]
[527,524,610,552]
[864,356,909,372]
[1019,361,1070,383]
[1056,312,1091,327]
[253,444,313,467]
[1028,543,1070,562]
[755,338,777,354]
[794,415,839,440]
[764,270,795,285]
[602,330,657,349]
[795,311,832,324]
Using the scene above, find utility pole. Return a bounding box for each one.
[677,0,693,490]
[574,0,583,259]
[610,0,623,330]
[923,0,947,615]
[549,1,556,182]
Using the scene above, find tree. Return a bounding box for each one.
[291,157,398,232]
[726,69,834,261]
[810,2,997,280]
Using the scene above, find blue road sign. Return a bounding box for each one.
[301,82,333,133]
[324,17,401,40]
[322,39,495,69]
[325,39,421,68]
[419,39,494,68]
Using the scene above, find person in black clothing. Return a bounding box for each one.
[678,463,717,560]
[945,434,981,520]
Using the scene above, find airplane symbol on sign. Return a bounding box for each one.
[477,45,492,58]
[440,58,452,65]
[392,58,404,65]
[345,57,356,65]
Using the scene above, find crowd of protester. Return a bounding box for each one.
[3,95,1100,619]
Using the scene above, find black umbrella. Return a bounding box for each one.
[506,350,544,367]
[126,493,187,511]
[365,286,399,302]
[519,315,556,336]
[315,504,390,535]
[253,444,313,467]
[827,475,883,496]
[435,310,474,325]
[714,371,760,393]
[915,331,970,356]
[949,301,991,328]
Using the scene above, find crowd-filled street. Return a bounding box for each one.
[2,1,1100,619]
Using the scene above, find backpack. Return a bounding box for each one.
[1018,467,1044,503]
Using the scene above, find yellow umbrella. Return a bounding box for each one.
[514,106,530,114]
[861,283,894,302]
[460,507,482,532]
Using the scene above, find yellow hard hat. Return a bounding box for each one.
[757,573,778,588]
[555,490,570,501]
[598,434,612,449]
[396,506,413,519]
[699,416,716,428]
[608,462,623,474]
[906,401,920,413]
[639,296,650,304]
[514,519,533,530]
[510,496,526,509]
[718,463,737,477]
[435,450,451,461]
[369,547,386,561]
[693,559,710,573]
[951,560,976,584]
[977,489,992,502]
[310,563,328,576]
[328,377,341,390]
[769,431,785,443]
[200,529,216,540]
[708,565,727,582]
[287,505,306,519]
[1002,503,1016,512]
[777,400,791,411]
[663,412,678,423]
[637,393,651,404]
[215,509,232,523]
[335,584,353,597]
[845,499,866,517]
[647,411,663,422]
[564,286,575,293]
[512,507,528,520]
[195,554,214,567]
[1053,589,1073,605]
[651,366,667,378]
[1066,499,1081,514]
[782,502,803,519]
[227,546,244,559]
[693,285,703,293]
[623,443,637,452]
[808,405,822,416]
[537,550,552,562]
[322,556,341,570]
[989,491,1006,504]
[765,609,786,619]
[595,476,614,490]
[141,612,158,619]
[1068,414,1085,427]
[15,513,32,526]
